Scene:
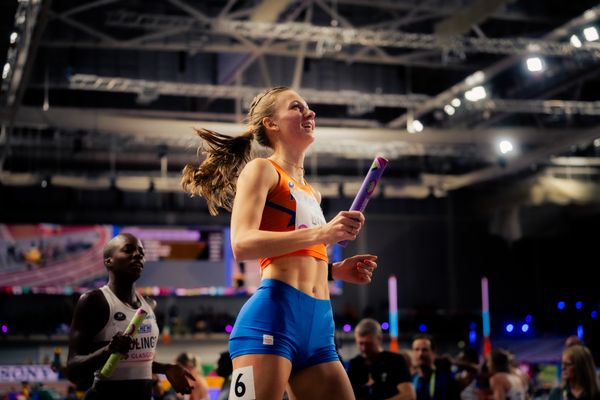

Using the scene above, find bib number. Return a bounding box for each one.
[290,186,326,229]
[229,366,255,400]
[235,373,246,397]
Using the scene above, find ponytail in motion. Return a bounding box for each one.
[181,86,290,215]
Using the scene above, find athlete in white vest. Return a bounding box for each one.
[66,233,194,399]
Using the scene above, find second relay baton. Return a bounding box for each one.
[98,307,147,378]
[338,156,389,247]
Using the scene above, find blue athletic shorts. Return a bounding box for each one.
[229,279,339,371]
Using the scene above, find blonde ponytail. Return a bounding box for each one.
[181,129,253,215]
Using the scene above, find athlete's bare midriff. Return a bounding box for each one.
[261,255,330,299]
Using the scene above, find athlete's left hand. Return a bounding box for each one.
[165,363,196,394]
[332,254,378,284]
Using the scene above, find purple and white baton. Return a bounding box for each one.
[338,156,389,247]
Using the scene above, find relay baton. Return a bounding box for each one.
[98,307,147,378]
[338,156,389,247]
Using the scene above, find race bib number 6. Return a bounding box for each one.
[229,366,256,400]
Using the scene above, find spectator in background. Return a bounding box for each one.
[152,374,168,400]
[173,352,209,400]
[435,354,454,374]
[508,350,530,397]
[24,242,42,269]
[66,233,194,400]
[412,334,460,400]
[565,336,584,348]
[66,385,79,400]
[216,351,233,400]
[487,348,527,400]
[453,348,480,400]
[347,318,414,400]
[400,349,416,376]
[549,345,600,400]
[50,346,66,380]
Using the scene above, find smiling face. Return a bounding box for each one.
[265,90,316,148]
[104,233,145,282]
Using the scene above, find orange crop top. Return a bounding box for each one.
[258,160,329,269]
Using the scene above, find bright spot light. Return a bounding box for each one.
[413,119,423,132]
[526,57,544,72]
[521,324,529,333]
[408,119,424,133]
[444,105,456,115]
[570,34,583,48]
[499,140,514,154]
[9,32,18,44]
[2,63,10,80]
[505,323,514,333]
[576,301,583,310]
[419,324,427,332]
[343,324,352,333]
[469,331,477,344]
[577,325,584,340]
[558,301,566,310]
[583,26,599,42]
[465,86,487,102]
[1,325,7,334]
[591,310,597,319]
[225,324,233,333]
[381,322,389,330]
[466,70,485,86]
[451,98,461,107]
[584,10,597,20]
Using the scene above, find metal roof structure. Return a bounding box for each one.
[2,0,600,200]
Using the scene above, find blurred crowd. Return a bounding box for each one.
[0,350,232,400]
[343,321,599,400]
[1,329,598,400]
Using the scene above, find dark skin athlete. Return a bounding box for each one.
[66,233,194,394]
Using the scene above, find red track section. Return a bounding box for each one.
[0,226,110,287]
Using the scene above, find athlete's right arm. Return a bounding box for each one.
[230,158,365,261]
[65,290,132,388]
